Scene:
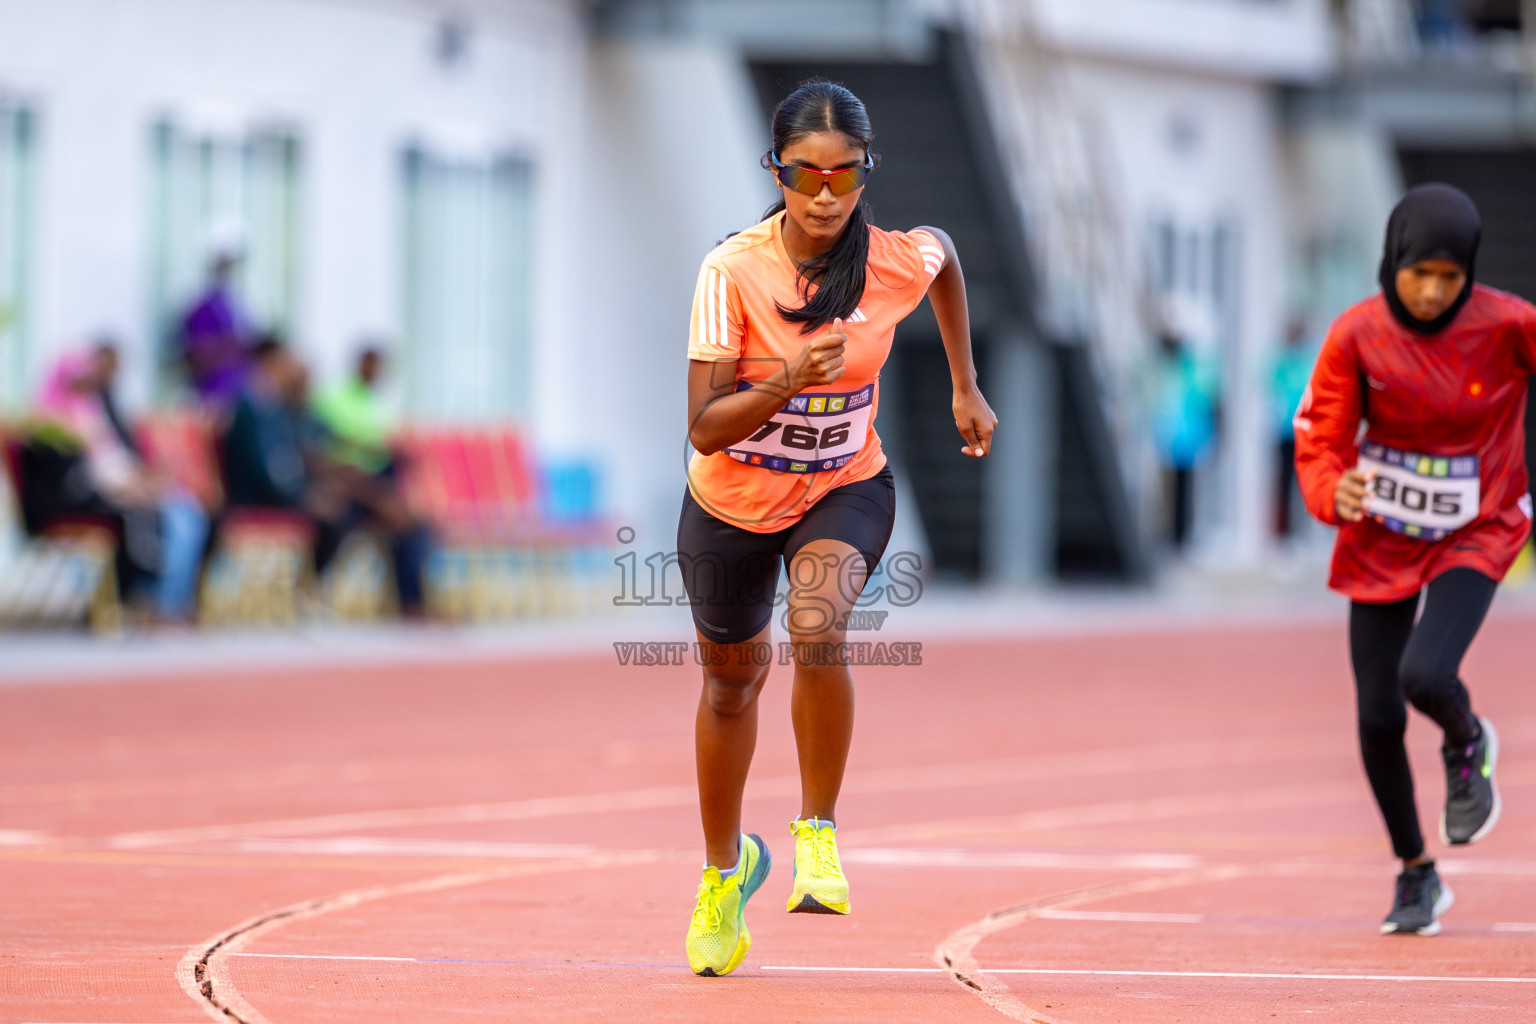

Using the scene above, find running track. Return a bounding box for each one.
[3,608,1535,1022]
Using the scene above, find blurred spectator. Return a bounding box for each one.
[1270,321,1317,539]
[1152,332,1221,551]
[223,336,430,616]
[313,345,393,475]
[181,251,254,412]
[1418,0,1472,50]
[28,341,210,621]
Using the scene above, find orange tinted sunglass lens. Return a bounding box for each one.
[773,157,870,196]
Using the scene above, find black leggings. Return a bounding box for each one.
[1349,567,1495,860]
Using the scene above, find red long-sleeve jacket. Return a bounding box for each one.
[1295,285,1536,602]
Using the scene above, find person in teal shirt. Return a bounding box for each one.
[313,346,393,475]
[1270,321,1316,539]
[1152,332,1220,550]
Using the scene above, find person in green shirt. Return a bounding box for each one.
[296,341,430,616]
[313,346,393,475]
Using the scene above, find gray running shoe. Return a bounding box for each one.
[1441,716,1501,846]
[1381,862,1453,936]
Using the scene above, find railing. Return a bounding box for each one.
[1338,0,1535,65]
[957,0,1160,527]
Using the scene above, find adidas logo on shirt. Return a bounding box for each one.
[847,307,868,323]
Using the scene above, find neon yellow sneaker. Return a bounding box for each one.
[786,817,849,914]
[685,832,771,976]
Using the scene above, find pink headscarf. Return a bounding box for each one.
[35,351,98,424]
[30,350,140,496]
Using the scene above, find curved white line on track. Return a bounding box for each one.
[933,864,1257,1023]
[175,849,674,1024]
[931,856,1536,1022]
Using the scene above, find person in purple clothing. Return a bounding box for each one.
[181,251,254,410]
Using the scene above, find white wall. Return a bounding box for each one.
[0,0,582,414]
[573,38,776,551]
[1061,56,1290,564]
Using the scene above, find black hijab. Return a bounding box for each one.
[1378,183,1481,336]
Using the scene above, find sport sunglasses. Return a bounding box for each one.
[769,152,874,196]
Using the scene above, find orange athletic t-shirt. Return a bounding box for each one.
[686,211,945,533]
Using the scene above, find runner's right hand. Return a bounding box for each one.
[1335,468,1372,523]
[788,318,846,389]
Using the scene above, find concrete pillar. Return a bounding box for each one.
[983,332,1056,585]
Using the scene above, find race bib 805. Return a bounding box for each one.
[723,381,874,474]
[1359,441,1480,542]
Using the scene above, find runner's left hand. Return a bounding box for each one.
[954,385,997,458]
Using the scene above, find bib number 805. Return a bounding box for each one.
[748,420,851,450]
[1371,476,1463,517]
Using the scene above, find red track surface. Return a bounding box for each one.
[3,614,1535,1022]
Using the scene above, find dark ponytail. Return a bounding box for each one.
[763,80,877,334]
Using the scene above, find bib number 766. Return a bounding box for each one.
[748,420,851,450]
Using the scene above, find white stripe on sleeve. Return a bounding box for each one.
[716,268,729,349]
[706,268,719,348]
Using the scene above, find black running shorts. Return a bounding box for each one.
[675,465,897,644]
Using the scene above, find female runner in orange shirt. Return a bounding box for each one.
[679,79,996,976]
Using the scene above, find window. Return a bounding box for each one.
[0,102,36,410]
[147,119,302,390]
[1146,212,1242,346]
[400,147,534,422]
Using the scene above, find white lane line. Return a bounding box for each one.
[1440,859,1536,877]
[856,761,1536,848]
[1036,909,1204,924]
[845,848,1200,871]
[224,954,1536,984]
[767,966,1536,983]
[765,966,945,973]
[112,783,706,849]
[972,969,1536,984]
[772,966,1536,983]
[234,953,420,962]
[109,731,1345,849]
[231,837,601,859]
[166,837,1204,872]
[1493,922,1536,932]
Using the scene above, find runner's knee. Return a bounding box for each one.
[1397,650,1453,707]
[702,662,768,715]
[1357,700,1407,745]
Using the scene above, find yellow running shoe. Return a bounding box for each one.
[685,832,771,976]
[786,817,849,914]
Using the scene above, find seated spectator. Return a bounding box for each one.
[29,342,210,622]
[313,344,394,475]
[223,336,430,616]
